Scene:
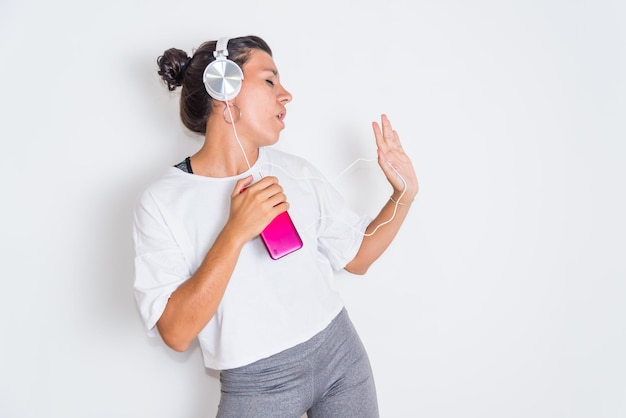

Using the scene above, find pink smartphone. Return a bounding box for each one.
[260,211,303,260]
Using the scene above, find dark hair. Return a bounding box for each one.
[157,35,272,134]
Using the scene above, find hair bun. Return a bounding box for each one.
[157,48,191,91]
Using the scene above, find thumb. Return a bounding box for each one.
[232,175,254,197]
[378,149,391,173]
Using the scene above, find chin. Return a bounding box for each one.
[263,136,281,147]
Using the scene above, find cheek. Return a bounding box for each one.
[240,101,269,125]
[238,94,265,120]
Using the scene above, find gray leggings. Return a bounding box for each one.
[216,308,379,418]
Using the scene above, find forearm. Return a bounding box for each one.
[345,114,418,275]
[156,228,245,351]
[156,176,289,351]
[344,193,413,275]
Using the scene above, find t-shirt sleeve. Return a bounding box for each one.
[132,191,190,336]
[311,168,372,270]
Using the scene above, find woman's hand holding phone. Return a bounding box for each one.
[227,175,302,259]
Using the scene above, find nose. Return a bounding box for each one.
[279,85,292,104]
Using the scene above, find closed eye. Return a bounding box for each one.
[266,80,275,86]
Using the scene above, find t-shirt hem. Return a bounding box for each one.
[200,304,346,371]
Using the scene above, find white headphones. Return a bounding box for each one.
[203,37,244,101]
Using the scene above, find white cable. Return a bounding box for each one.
[258,159,407,237]
[362,162,406,236]
[225,107,408,237]
[226,103,252,172]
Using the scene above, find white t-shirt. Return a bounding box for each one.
[133,147,371,370]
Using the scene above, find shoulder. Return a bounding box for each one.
[135,167,191,207]
[142,167,188,193]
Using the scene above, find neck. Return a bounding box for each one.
[190,108,261,177]
[191,135,259,178]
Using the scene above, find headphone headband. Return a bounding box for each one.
[214,37,230,59]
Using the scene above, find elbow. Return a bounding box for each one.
[157,324,192,353]
[164,339,191,353]
[344,261,370,276]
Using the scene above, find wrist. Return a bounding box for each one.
[389,194,414,206]
[217,224,248,251]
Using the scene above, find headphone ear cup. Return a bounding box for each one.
[203,58,244,101]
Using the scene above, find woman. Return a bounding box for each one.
[133,35,418,417]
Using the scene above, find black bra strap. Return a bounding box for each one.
[174,157,193,174]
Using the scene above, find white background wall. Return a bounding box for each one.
[1,1,625,417]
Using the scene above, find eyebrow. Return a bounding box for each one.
[262,68,278,76]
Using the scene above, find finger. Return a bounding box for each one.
[254,176,278,189]
[253,177,282,198]
[241,176,277,196]
[267,191,288,209]
[382,114,394,144]
[381,114,404,151]
[249,178,286,206]
[374,114,399,153]
[372,119,386,153]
